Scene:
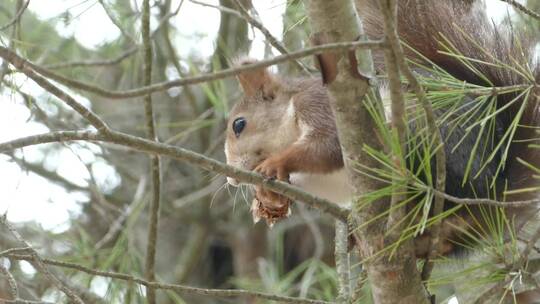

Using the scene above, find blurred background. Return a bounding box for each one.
[0,0,537,303]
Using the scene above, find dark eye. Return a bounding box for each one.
[263,91,275,101]
[232,117,246,137]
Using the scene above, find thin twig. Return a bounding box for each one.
[95,178,146,250]
[426,186,539,207]
[0,262,18,300]
[1,299,54,304]
[0,48,110,132]
[0,41,385,99]
[44,3,182,71]
[141,1,161,303]
[45,47,138,69]
[11,155,88,191]
[350,269,367,303]
[6,254,330,304]
[229,0,310,73]
[98,0,137,44]
[0,0,29,31]
[0,216,85,304]
[0,130,350,221]
[0,247,31,257]
[335,220,350,303]
[190,0,310,72]
[379,0,409,241]
[499,0,540,20]
[0,0,24,83]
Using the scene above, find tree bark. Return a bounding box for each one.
[303,0,429,303]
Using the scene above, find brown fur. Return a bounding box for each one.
[225,1,540,261]
[225,61,344,223]
[225,64,342,183]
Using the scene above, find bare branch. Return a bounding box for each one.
[98,0,137,44]
[11,155,88,191]
[0,47,110,132]
[6,254,330,304]
[141,1,161,303]
[0,247,31,257]
[229,0,310,73]
[334,220,350,303]
[499,0,540,20]
[1,299,54,304]
[427,186,540,208]
[45,47,138,69]
[0,262,18,300]
[0,41,384,99]
[0,216,85,304]
[0,0,29,31]
[95,178,146,250]
[378,0,409,240]
[0,130,350,221]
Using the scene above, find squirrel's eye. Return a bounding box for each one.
[263,92,275,101]
[232,117,246,137]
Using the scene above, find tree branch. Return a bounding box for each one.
[5,254,330,304]
[229,0,310,73]
[378,0,409,241]
[0,47,110,132]
[499,0,540,20]
[377,0,447,281]
[45,47,138,69]
[0,130,350,221]
[0,0,29,31]
[427,186,540,208]
[141,1,161,303]
[97,0,137,44]
[0,41,384,99]
[335,220,350,303]
[0,262,18,300]
[0,216,84,304]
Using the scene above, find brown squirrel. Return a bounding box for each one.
[224,0,539,254]
[224,62,352,223]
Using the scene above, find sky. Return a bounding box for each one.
[0,0,517,230]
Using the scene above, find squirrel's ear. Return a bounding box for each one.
[234,58,273,97]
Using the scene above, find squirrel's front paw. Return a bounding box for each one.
[254,157,289,181]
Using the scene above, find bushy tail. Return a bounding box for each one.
[357,0,540,200]
[357,0,539,87]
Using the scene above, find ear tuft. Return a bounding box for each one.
[234,57,273,97]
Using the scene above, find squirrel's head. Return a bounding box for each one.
[224,59,300,186]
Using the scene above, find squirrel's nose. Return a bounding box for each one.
[227,177,239,187]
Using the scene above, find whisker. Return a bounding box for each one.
[210,181,228,208]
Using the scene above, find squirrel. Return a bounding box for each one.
[224,65,352,223]
[224,0,540,255]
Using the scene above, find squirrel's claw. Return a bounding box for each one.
[254,157,290,182]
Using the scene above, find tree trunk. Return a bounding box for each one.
[304,0,430,303]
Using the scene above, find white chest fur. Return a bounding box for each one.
[289,168,352,206]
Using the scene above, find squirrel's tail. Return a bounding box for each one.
[357,0,540,200]
[358,0,539,87]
